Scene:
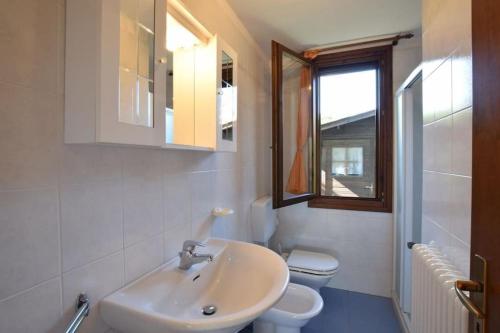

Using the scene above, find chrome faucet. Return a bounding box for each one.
[178,240,213,270]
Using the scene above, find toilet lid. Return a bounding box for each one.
[287,249,339,274]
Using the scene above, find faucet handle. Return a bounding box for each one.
[182,240,206,252]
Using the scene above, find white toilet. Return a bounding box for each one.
[250,196,339,333]
[250,196,339,291]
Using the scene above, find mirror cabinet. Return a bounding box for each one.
[65,0,238,152]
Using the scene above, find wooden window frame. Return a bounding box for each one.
[272,41,317,209]
[308,45,393,212]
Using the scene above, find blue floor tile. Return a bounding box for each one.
[303,288,402,333]
[241,287,402,333]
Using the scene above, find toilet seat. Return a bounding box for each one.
[289,266,338,276]
[286,249,339,276]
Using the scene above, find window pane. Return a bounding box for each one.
[281,52,313,199]
[332,147,346,161]
[347,147,363,162]
[320,68,377,198]
[331,162,346,176]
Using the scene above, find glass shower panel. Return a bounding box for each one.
[395,72,423,321]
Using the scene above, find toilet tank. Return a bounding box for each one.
[251,196,278,243]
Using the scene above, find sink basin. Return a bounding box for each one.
[100,238,289,333]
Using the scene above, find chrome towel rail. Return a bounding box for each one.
[64,293,90,333]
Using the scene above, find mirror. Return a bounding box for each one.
[220,51,234,141]
[162,0,237,151]
[164,12,200,146]
[119,0,155,128]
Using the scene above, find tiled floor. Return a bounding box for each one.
[304,288,402,333]
[241,287,402,333]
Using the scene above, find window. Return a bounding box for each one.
[331,147,363,176]
[319,66,377,199]
[272,42,392,212]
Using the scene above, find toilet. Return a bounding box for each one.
[253,283,324,333]
[250,196,339,291]
[251,196,339,333]
[283,249,339,291]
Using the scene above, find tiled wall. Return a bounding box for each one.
[273,39,422,298]
[0,1,271,332]
[421,0,472,276]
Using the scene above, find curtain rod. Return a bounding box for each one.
[303,32,414,59]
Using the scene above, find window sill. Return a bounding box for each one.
[308,196,392,213]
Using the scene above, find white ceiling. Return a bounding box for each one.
[226,0,421,55]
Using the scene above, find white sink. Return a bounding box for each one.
[100,238,289,333]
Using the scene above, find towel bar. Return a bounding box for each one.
[64,293,90,333]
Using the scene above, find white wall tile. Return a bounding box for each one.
[162,150,191,175]
[329,264,392,297]
[0,0,59,93]
[61,181,123,272]
[164,224,191,261]
[452,42,473,113]
[421,0,472,277]
[212,169,241,239]
[422,70,436,124]
[0,278,61,333]
[0,189,60,299]
[59,146,122,185]
[445,236,470,276]
[124,234,164,283]
[449,175,471,244]
[431,173,452,231]
[430,59,453,121]
[186,151,217,173]
[422,125,435,172]
[190,172,216,240]
[421,216,450,248]
[56,0,66,96]
[122,150,163,246]
[433,116,453,173]
[0,84,58,190]
[62,252,124,310]
[422,171,434,218]
[163,172,191,232]
[451,108,472,176]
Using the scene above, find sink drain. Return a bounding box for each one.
[202,304,217,316]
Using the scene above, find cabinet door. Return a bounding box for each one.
[98,0,166,146]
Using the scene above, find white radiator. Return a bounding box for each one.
[410,244,469,333]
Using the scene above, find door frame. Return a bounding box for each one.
[469,1,500,331]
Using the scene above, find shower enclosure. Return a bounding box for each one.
[393,66,423,328]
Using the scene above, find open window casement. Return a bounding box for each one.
[272,41,317,208]
[272,40,393,212]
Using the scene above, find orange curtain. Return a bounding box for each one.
[286,67,311,194]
